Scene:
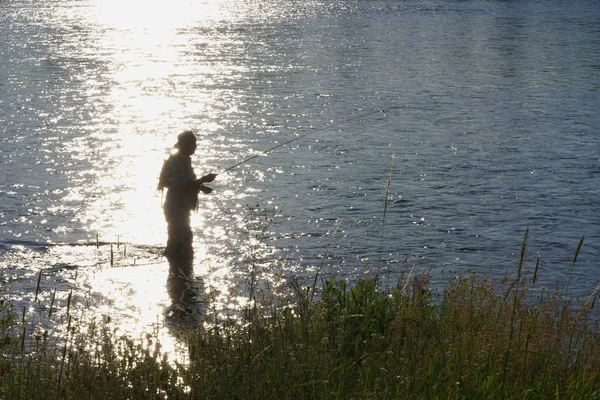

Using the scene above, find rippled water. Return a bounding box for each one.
[2,0,599,353]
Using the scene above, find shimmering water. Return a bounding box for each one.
[2,0,599,352]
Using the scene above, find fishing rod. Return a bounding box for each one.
[220,105,400,173]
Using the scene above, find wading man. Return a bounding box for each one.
[157,130,216,291]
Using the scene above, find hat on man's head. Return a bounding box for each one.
[174,130,197,148]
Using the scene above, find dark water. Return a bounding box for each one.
[1,0,599,347]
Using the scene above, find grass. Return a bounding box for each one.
[1,230,600,399]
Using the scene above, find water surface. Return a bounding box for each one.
[1,0,599,354]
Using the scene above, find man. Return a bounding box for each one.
[158,130,217,265]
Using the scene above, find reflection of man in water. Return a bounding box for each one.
[157,130,216,305]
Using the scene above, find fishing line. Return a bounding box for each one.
[220,105,400,173]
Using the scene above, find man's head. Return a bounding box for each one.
[175,130,197,155]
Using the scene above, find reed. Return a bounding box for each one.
[562,234,585,296]
[34,270,42,303]
[1,234,599,399]
[377,155,395,277]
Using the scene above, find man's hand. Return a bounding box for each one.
[193,173,216,194]
[199,173,217,183]
[198,184,213,195]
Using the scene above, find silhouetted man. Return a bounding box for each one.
[158,130,216,305]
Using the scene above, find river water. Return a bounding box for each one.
[1,0,599,350]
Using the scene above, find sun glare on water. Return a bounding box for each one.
[93,0,222,30]
[74,0,227,245]
[46,0,242,364]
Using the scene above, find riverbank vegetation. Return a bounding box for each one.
[1,232,599,399]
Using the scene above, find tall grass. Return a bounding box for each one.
[2,231,600,399]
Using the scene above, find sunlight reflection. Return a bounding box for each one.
[76,0,222,245]
[53,0,232,363]
[93,0,220,30]
[38,0,284,366]
[90,263,185,363]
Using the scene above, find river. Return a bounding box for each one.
[1,0,599,352]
